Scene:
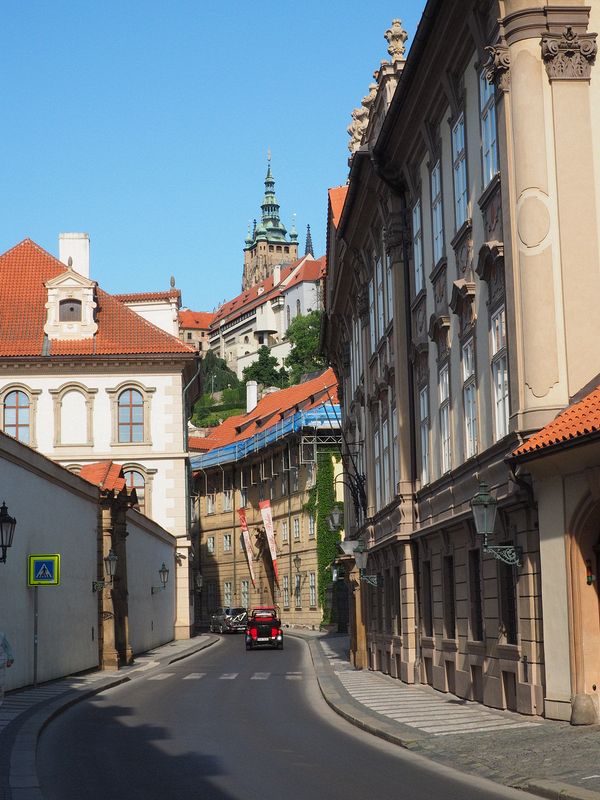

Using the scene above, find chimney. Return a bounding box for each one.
[272,264,281,286]
[246,381,258,413]
[59,233,90,278]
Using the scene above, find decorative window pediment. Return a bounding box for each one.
[449,279,476,337]
[45,268,98,340]
[428,313,450,358]
[476,242,505,308]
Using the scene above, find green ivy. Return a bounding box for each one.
[305,450,340,624]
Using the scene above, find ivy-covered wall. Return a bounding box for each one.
[305,449,341,623]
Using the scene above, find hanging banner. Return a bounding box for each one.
[237,508,256,587]
[259,500,279,584]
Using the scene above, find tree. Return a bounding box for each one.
[285,310,326,385]
[201,351,239,394]
[242,346,287,387]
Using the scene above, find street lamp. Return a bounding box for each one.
[346,540,382,588]
[0,502,16,564]
[92,549,118,592]
[152,562,170,594]
[470,481,521,566]
[327,503,344,532]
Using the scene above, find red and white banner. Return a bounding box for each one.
[237,508,256,587]
[259,500,279,584]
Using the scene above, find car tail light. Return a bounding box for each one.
[271,627,279,638]
[250,628,258,640]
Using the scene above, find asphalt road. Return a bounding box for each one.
[37,635,529,800]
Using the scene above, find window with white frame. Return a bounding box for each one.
[439,364,451,474]
[491,306,509,439]
[308,513,315,539]
[282,519,289,543]
[480,73,498,187]
[206,492,216,515]
[386,253,394,323]
[223,488,233,512]
[452,114,468,229]
[369,278,376,352]
[283,575,290,608]
[412,199,424,294]
[223,533,232,552]
[295,574,302,608]
[291,467,299,493]
[293,517,300,540]
[207,536,215,555]
[419,386,430,486]
[462,339,478,459]
[309,572,317,608]
[241,579,249,609]
[374,422,382,511]
[224,581,232,607]
[240,485,248,508]
[376,256,385,337]
[431,160,444,264]
[382,416,391,507]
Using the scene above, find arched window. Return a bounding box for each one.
[124,469,146,514]
[296,299,301,317]
[59,299,82,322]
[118,389,144,443]
[286,305,291,327]
[4,390,30,443]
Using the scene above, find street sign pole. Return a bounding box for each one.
[27,554,60,689]
[33,585,38,689]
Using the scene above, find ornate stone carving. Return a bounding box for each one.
[347,83,378,155]
[451,220,474,276]
[428,313,450,359]
[541,26,597,80]
[412,296,427,343]
[449,279,476,337]
[484,43,510,91]
[476,242,505,308]
[385,19,408,63]
[357,284,370,326]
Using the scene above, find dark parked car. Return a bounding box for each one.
[209,607,248,634]
[245,607,283,650]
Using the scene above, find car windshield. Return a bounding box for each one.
[228,608,246,616]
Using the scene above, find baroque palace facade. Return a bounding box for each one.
[324,3,600,723]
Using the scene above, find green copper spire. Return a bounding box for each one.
[260,160,288,241]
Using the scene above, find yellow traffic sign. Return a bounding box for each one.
[28,554,60,586]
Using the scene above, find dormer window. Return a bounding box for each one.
[59,299,82,322]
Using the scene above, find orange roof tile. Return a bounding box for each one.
[198,368,338,452]
[513,384,600,457]
[0,239,195,358]
[179,310,215,330]
[283,256,326,291]
[328,186,348,229]
[114,290,181,303]
[189,435,211,452]
[79,461,126,493]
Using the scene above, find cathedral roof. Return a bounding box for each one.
[243,160,293,249]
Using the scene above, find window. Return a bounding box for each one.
[295,574,302,608]
[4,390,30,444]
[422,560,433,637]
[498,557,518,645]
[118,388,144,443]
[223,488,233,512]
[124,469,146,515]
[480,72,498,187]
[382,417,391,507]
[282,520,289,543]
[283,575,290,608]
[491,306,509,439]
[419,386,430,486]
[469,549,484,641]
[187,332,192,340]
[368,278,376,353]
[443,555,456,639]
[296,299,301,317]
[286,306,291,327]
[412,199,424,294]
[206,493,216,515]
[240,486,248,508]
[452,114,468,229]
[376,256,385,336]
[59,298,82,322]
[207,536,215,555]
[386,253,394,323]
[431,160,444,264]
[223,533,232,552]
[439,364,451,474]
[293,517,300,541]
[224,581,232,607]
[373,423,382,511]
[462,339,478,459]
[308,513,315,539]
[309,572,316,608]
[291,467,299,493]
[241,579,249,609]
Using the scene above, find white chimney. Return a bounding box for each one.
[272,264,281,286]
[246,380,258,413]
[59,233,90,279]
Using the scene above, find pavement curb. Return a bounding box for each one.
[7,635,218,799]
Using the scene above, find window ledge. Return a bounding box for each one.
[466,639,486,655]
[441,638,458,652]
[478,172,501,211]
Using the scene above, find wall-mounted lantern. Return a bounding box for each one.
[0,502,17,564]
[92,549,118,592]
[151,562,170,594]
[470,481,521,566]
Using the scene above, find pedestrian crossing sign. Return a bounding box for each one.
[28,554,60,586]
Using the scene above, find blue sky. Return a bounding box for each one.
[1,1,426,311]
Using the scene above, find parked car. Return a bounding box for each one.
[245,607,283,650]
[209,607,248,634]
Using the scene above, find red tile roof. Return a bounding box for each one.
[328,186,348,229]
[283,256,326,291]
[189,435,211,452]
[179,310,215,330]
[79,461,126,493]
[0,239,195,358]
[513,384,600,457]
[198,368,338,453]
[114,290,181,303]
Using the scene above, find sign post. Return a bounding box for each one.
[28,555,60,688]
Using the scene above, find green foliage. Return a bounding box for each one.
[192,354,244,427]
[242,346,288,388]
[200,351,240,394]
[285,310,326,385]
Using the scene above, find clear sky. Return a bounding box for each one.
[1,1,426,312]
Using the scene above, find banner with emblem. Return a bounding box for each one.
[259,499,279,584]
[237,508,256,587]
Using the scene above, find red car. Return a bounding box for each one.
[245,607,283,650]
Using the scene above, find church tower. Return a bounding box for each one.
[242,156,298,289]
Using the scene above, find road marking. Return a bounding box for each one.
[220,673,239,680]
[285,672,303,680]
[147,673,174,681]
[183,673,206,680]
[251,672,270,680]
